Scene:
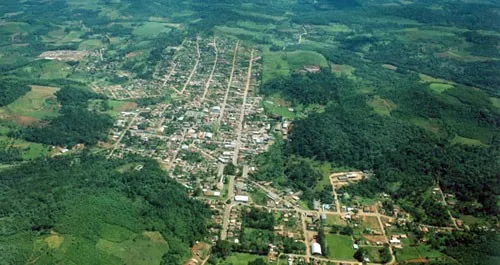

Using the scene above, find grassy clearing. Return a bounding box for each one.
[0,135,48,159]
[490,97,500,109]
[0,85,60,122]
[236,21,275,31]
[451,135,486,146]
[132,22,172,37]
[220,253,268,265]
[39,61,72,79]
[89,99,137,117]
[419,73,454,84]
[262,95,297,119]
[96,233,168,265]
[326,234,355,260]
[429,83,454,93]
[317,23,352,33]
[331,64,356,80]
[314,163,332,192]
[362,216,382,233]
[326,215,347,226]
[263,50,328,82]
[367,96,397,116]
[395,244,444,262]
[251,190,268,206]
[79,39,104,50]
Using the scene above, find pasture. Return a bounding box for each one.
[325,234,356,260]
[220,253,268,265]
[0,85,60,124]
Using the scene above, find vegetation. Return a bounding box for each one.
[0,79,30,107]
[0,153,211,265]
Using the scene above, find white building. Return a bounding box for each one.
[311,242,322,255]
[234,195,249,203]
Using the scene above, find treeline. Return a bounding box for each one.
[366,40,500,96]
[0,79,30,106]
[261,69,352,105]
[0,153,211,265]
[14,86,113,147]
[377,3,500,31]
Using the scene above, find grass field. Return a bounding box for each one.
[326,234,355,260]
[0,85,60,123]
[262,96,297,119]
[367,96,397,116]
[429,83,454,93]
[326,215,347,226]
[490,97,500,109]
[395,244,444,262]
[0,135,48,159]
[263,50,328,82]
[251,190,268,206]
[220,253,268,265]
[361,216,382,234]
[451,135,486,146]
[97,233,169,265]
[331,64,357,80]
[132,22,172,37]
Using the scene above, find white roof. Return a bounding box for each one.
[311,242,322,255]
[234,195,249,202]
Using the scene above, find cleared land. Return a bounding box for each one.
[0,85,60,124]
[325,234,355,260]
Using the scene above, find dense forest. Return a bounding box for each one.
[13,87,113,147]
[0,153,211,265]
[0,79,30,107]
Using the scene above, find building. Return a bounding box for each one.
[234,195,249,203]
[311,242,322,255]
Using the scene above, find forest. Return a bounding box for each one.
[0,79,30,107]
[0,153,211,265]
[14,87,113,147]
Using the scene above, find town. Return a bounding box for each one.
[86,37,466,265]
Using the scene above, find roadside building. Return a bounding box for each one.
[311,242,322,255]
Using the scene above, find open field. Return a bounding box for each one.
[451,135,486,146]
[132,22,172,37]
[220,253,268,265]
[263,50,328,82]
[326,234,355,260]
[362,216,382,234]
[326,215,347,226]
[429,83,454,93]
[0,85,60,124]
[394,244,445,262]
[367,96,397,116]
[0,135,48,159]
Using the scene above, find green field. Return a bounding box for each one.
[325,234,355,260]
[451,135,486,146]
[262,99,296,119]
[132,22,172,37]
[367,96,397,116]
[0,85,60,121]
[263,50,328,82]
[220,253,268,265]
[250,190,268,206]
[395,244,444,262]
[0,135,48,159]
[429,83,454,93]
